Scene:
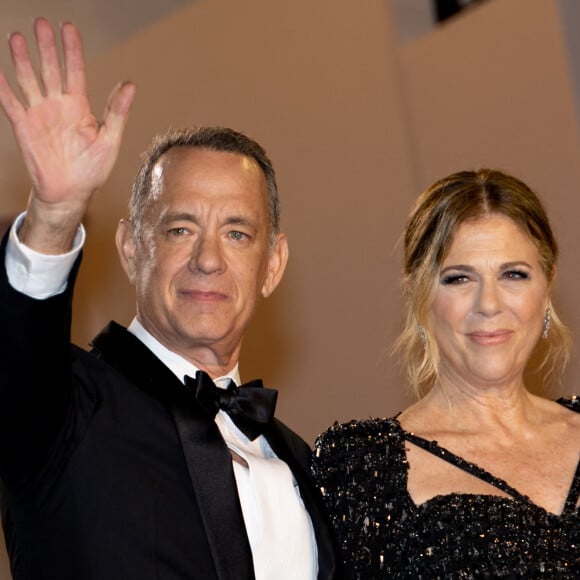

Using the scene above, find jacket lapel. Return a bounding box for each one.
[170,402,254,580]
[91,322,254,580]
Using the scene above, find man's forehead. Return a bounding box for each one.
[146,148,267,212]
[150,161,165,197]
[149,146,263,196]
[156,146,259,171]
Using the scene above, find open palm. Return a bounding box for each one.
[0,18,135,211]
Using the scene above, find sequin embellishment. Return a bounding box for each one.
[312,397,579,579]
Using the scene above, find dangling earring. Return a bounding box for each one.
[542,308,551,340]
[418,324,427,347]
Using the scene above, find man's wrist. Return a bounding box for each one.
[5,212,85,298]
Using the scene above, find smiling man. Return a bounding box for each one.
[0,18,340,580]
[117,142,287,376]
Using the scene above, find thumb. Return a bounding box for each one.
[101,81,136,146]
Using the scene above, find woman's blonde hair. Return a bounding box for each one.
[394,169,571,398]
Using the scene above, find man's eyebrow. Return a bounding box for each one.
[158,212,259,230]
[159,211,199,226]
[223,216,258,229]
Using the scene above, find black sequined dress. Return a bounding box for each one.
[312,397,580,579]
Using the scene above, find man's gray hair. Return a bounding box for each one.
[129,126,280,244]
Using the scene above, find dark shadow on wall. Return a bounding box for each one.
[434,0,489,23]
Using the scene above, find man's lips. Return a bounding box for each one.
[179,290,229,302]
[466,330,513,345]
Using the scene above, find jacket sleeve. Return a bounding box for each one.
[0,231,81,491]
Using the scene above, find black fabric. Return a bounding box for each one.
[186,371,278,440]
[0,232,342,580]
[312,398,580,579]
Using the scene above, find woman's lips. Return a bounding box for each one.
[467,330,513,345]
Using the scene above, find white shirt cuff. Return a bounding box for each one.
[5,212,85,299]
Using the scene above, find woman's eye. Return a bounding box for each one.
[441,274,469,285]
[504,270,529,280]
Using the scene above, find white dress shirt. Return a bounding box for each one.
[5,214,318,579]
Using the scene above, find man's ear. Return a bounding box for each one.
[261,233,289,298]
[115,219,137,285]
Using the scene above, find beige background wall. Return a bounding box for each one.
[0,0,579,577]
[79,0,417,443]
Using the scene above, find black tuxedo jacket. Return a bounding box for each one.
[0,238,342,580]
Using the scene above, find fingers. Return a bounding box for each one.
[5,18,83,108]
[8,30,43,107]
[0,70,25,122]
[35,18,63,96]
[61,21,87,96]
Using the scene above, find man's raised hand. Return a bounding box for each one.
[0,18,135,252]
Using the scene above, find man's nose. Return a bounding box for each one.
[190,234,225,274]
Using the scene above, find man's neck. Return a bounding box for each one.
[127,317,241,385]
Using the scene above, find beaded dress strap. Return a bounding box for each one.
[562,458,580,514]
[403,431,531,503]
[557,396,580,514]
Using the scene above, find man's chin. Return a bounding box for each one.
[172,325,237,351]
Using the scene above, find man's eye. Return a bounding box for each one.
[229,231,248,241]
[168,227,188,236]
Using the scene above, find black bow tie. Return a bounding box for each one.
[184,371,278,440]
